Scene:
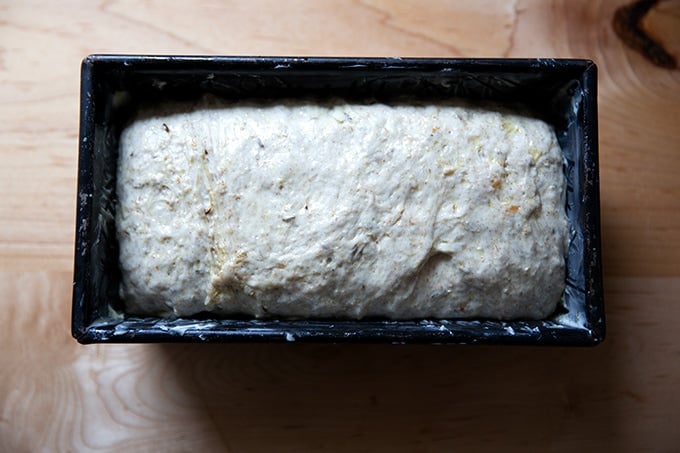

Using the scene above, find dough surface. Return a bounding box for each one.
[116,100,568,319]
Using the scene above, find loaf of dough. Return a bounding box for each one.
[116,100,568,320]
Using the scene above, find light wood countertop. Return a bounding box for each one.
[1,0,679,451]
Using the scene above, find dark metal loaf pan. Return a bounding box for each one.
[72,55,604,345]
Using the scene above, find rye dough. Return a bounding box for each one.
[116,100,569,319]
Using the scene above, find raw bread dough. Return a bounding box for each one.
[116,100,568,319]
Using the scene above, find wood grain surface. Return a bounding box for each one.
[1,0,679,451]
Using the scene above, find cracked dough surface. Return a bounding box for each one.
[116,100,568,319]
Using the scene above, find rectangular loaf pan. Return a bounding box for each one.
[72,55,604,345]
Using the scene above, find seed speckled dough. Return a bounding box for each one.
[116,100,568,319]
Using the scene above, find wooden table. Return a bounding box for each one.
[2,1,679,451]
